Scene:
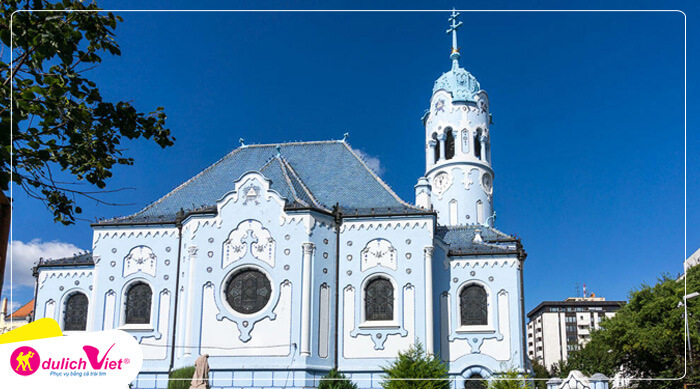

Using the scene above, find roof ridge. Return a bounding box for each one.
[129,147,245,218]
[281,158,327,211]
[243,140,343,148]
[273,157,309,207]
[341,142,420,210]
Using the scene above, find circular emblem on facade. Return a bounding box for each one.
[489,276,494,282]
[323,268,328,274]
[453,278,459,283]
[284,248,291,255]
[284,265,290,271]
[347,270,352,276]
[347,255,353,261]
[285,235,290,241]
[406,269,412,274]
[206,267,212,273]
[323,252,328,259]
[166,246,172,252]
[164,275,169,280]
[111,248,117,253]
[347,241,353,246]
[109,276,115,281]
[74,280,79,286]
[324,239,329,245]
[405,239,411,245]
[10,346,40,376]
[225,269,272,315]
[165,259,170,266]
[59,286,64,291]
[470,271,476,276]
[405,253,412,259]
[110,261,116,267]
[207,251,213,258]
[208,238,214,243]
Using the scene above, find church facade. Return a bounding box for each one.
[33,12,528,389]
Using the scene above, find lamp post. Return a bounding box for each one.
[680,292,699,376]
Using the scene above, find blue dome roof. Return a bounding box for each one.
[432,61,481,102]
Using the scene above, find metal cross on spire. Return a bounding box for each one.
[446,8,463,64]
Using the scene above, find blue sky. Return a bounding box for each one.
[4,1,697,316]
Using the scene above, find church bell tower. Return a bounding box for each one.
[415,10,495,227]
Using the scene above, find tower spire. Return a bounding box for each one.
[446,8,463,68]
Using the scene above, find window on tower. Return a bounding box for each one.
[365,277,394,321]
[445,128,455,160]
[460,284,488,326]
[474,129,482,159]
[433,133,440,164]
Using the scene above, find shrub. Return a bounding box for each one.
[487,369,532,389]
[319,368,359,389]
[168,366,195,389]
[381,343,450,389]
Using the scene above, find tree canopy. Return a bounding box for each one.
[1,0,174,224]
[562,266,700,389]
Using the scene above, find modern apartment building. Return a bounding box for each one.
[526,297,624,369]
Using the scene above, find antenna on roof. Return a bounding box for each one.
[239,138,246,147]
[342,132,349,142]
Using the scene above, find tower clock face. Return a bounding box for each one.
[433,172,451,195]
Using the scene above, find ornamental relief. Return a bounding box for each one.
[360,239,397,272]
[223,219,276,268]
[123,246,157,277]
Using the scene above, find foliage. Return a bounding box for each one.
[528,359,549,389]
[382,343,450,389]
[1,0,174,224]
[319,368,359,389]
[563,266,700,389]
[487,369,531,389]
[167,366,195,389]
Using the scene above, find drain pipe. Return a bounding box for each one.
[169,220,184,374]
[332,204,342,370]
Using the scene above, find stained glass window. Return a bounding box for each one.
[465,374,487,389]
[460,285,487,326]
[226,269,271,314]
[64,293,88,331]
[365,277,393,321]
[125,282,152,324]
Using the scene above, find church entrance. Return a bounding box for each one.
[464,374,487,389]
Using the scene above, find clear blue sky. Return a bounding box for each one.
[5,1,697,315]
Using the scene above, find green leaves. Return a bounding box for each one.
[1,0,175,225]
[382,343,450,389]
[319,368,359,389]
[563,267,700,389]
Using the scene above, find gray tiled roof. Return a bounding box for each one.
[35,252,94,268]
[97,141,421,225]
[437,225,520,256]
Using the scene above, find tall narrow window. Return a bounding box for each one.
[445,128,455,160]
[460,285,488,326]
[449,199,458,225]
[476,200,484,224]
[433,133,440,163]
[125,282,152,324]
[465,374,487,389]
[474,129,482,159]
[365,277,394,321]
[64,293,88,331]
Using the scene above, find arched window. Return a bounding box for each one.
[365,277,394,321]
[125,282,152,324]
[465,374,487,389]
[460,285,488,326]
[433,133,440,163]
[476,200,484,224]
[64,292,88,331]
[445,128,455,160]
[449,199,458,225]
[474,130,482,159]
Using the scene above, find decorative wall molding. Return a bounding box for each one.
[360,239,397,272]
[340,220,430,233]
[222,220,276,268]
[123,246,157,278]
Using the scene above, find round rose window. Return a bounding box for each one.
[225,269,271,314]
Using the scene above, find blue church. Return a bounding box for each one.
[33,11,529,389]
